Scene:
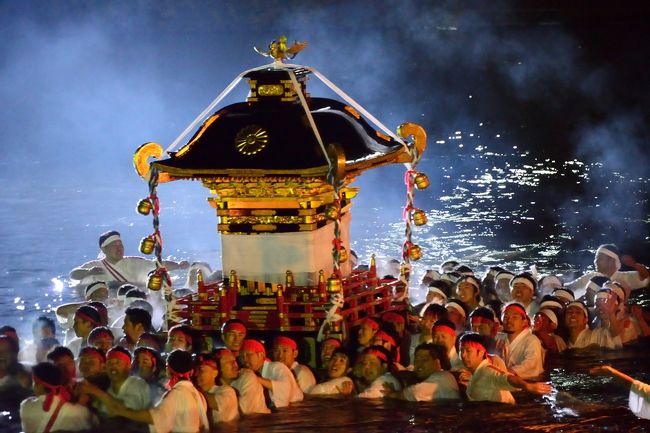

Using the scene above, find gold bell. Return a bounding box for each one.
[326,274,342,293]
[409,244,423,261]
[136,198,153,215]
[147,270,163,291]
[412,209,428,226]
[414,172,430,190]
[139,236,156,255]
[324,204,340,220]
[338,246,348,263]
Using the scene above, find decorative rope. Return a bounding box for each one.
[398,142,422,301]
[147,166,178,330]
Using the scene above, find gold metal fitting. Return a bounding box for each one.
[326,274,342,293]
[136,198,153,215]
[338,246,348,263]
[414,172,430,190]
[412,209,428,226]
[147,270,163,291]
[139,236,156,255]
[324,204,340,220]
[409,244,423,261]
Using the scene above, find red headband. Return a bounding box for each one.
[107,350,131,365]
[461,340,486,353]
[223,322,247,334]
[433,325,456,337]
[374,331,396,347]
[382,312,405,324]
[322,338,342,348]
[167,365,193,389]
[79,348,105,364]
[273,336,297,350]
[361,318,380,330]
[241,339,266,356]
[471,316,493,325]
[365,349,389,364]
[75,311,99,325]
[33,374,71,411]
[504,304,528,319]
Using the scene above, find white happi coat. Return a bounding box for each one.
[20,394,94,433]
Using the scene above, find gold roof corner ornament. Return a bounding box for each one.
[254,36,308,63]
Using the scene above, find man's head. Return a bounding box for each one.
[122,307,152,345]
[106,346,132,384]
[327,348,351,380]
[413,343,450,379]
[73,305,101,339]
[221,319,247,353]
[425,281,449,305]
[320,337,342,367]
[167,324,193,352]
[533,309,558,333]
[510,274,537,306]
[99,230,124,263]
[501,302,529,336]
[356,345,391,385]
[32,316,56,340]
[272,336,298,368]
[594,244,620,276]
[133,346,160,381]
[431,319,457,351]
[46,346,76,385]
[85,282,109,302]
[469,307,498,338]
[0,335,19,373]
[357,317,380,347]
[193,352,218,392]
[88,326,114,353]
[444,299,468,330]
[419,303,448,333]
[239,339,267,372]
[78,346,106,379]
[31,362,64,397]
[455,275,481,305]
[564,301,589,331]
[459,332,488,371]
[215,348,239,384]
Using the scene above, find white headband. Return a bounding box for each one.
[495,272,514,282]
[458,277,480,292]
[446,302,466,318]
[585,279,606,293]
[567,301,589,318]
[100,234,121,249]
[510,276,535,292]
[596,246,621,271]
[553,288,574,302]
[540,299,563,311]
[539,276,563,290]
[605,283,626,302]
[85,282,108,300]
[594,290,611,301]
[427,287,448,300]
[539,309,558,326]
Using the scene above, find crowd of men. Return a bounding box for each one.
[1,231,649,432]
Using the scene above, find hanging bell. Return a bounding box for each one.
[147,269,163,291]
[409,244,423,261]
[324,204,340,220]
[338,246,348,263]
[414,172,430,190]
[412,209,428,226]
[326,273,342,293]
[139,235,156,255]
[137,198,153,215]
